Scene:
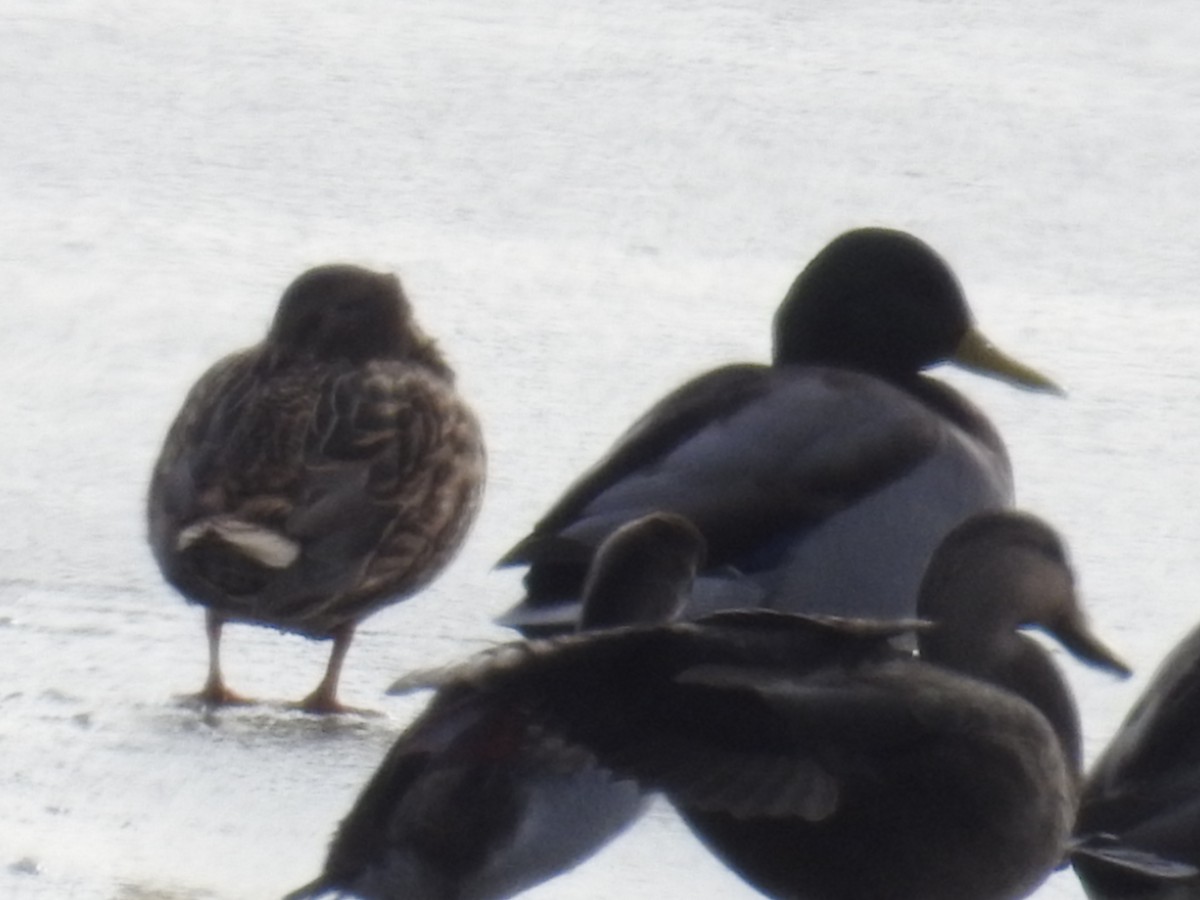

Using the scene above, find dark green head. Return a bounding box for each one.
[774,228,1062,392]
[773,228,968,376]
[268,264,427,366]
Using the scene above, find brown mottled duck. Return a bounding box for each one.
[148,264,485,713]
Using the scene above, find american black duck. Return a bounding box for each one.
[497,227,1063,634]
[148,264,485,712]
[417,511,1129,900]
[284,512,705,898]
[1072,620,1200,899]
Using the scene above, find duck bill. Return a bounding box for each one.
[952,327,1065,395]
[1053,613,1132,678]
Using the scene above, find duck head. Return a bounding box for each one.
[773,228,1063,393]
[916,510,1130,768]
[579,512,706,630]
[268,264,443,368]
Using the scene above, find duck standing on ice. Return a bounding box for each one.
[148,264,485,713]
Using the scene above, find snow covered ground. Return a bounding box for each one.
[2,1,1199,896]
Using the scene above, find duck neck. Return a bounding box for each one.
[921,621,1084,776]
[903,375,1010,466]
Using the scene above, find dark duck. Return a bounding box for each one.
[148,264,485,713]
[415,510,1129,900]
[1072,618,1200,898]
[497,227,1063,634]
[284,512,705,899]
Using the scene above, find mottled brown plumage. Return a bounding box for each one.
[148,264,485,712]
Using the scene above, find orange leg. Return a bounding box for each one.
[295,622,363,714]
[192,610,253,706]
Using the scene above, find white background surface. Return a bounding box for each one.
[2,1,1199,896]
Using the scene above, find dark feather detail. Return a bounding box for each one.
[497,228,1060,633]
[437,511,1124,900]
[1072,621,1200,898]
[148,265,485,647]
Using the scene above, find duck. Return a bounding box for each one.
[283,512,706,899]
[147,264,486,713]
[414,510,1130,900]
[497,227,1063,635]
[1071,619,1200,898]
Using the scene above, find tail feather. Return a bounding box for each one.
[178,516,300,569]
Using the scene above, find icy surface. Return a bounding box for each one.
[2,0,1199,897]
